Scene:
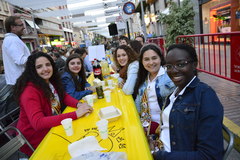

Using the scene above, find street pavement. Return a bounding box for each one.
[199,71,240,160]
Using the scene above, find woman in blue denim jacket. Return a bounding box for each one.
[153,44,224,160]
[61,54,95,100]
[134,44,175,135]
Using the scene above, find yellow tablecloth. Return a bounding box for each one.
[30,76,152,160]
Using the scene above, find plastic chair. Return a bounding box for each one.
[0,126,34,160]
[223,124,234,160]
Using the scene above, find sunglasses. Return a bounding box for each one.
[14,23,24,27]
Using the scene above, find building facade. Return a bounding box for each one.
[200,0,240,34]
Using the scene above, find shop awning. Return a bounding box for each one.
[25,20,40,29]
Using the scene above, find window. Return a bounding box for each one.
[3,1,9,12]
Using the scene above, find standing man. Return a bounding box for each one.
[2,16,30,85]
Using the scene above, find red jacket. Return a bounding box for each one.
[17,82,78,156]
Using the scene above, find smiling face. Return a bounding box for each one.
[68,57,82,75]
[116,49,129,67]
[35,57,53,83]
[142,49,161,77]
[166,48,196,91]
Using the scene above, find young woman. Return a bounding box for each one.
[14,52,93,156]
[153,44,223,159]
[134,43,175,135]
[61,54,95,100]
[113,45,139,95]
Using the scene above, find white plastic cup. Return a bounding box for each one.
[100,81,105,87]
[61,118,73,136]
[96,119,108,139]
[104,90,111,103]
[85,95,94,106]
[107,79,113,88]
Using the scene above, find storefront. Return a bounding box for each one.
[201,0,240,34]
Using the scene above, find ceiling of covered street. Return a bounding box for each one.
[5,0,133,37]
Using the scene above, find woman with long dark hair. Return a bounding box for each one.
[134,43,175,136]
[113,45,139,95]
[61,54,95,100]
[14,52,92,156]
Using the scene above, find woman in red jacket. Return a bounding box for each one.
[14,52,93,156]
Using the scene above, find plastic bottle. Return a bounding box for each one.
[101,58,110,80]
[93,59,103,80]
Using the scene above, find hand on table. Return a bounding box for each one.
[118,81,124,89]
[85,86,96,92]
[76,103,93,118]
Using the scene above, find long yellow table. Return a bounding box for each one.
[30,82,152,160]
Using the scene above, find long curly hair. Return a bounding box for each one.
[13,52,65,105]
[113,45,138,69]
[133,43,165,97]
[64,54,87,91]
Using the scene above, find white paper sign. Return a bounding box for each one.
[88,45,105,61]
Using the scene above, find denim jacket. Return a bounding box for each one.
[119,61,139,95]
[135,71,175,113]
[61,72,92,100]
[155,77,224,160]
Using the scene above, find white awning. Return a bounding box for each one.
[5,0,67,10]
[25,20,40,29]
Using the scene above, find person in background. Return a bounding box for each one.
[134,43,175,136]
[2,16,30,85]
[129,40,143,55]
[135,35,145,45]
[14,52,93,156]
[49,52,65,73]
[153,44,223,160]
[59,49,67,61]
[61,54,95,100]
[73,48,93,75]
[113,45,139,95]
[119,35,129,46]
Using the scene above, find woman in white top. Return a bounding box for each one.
[134,43,175,136]
[113,45,139,95]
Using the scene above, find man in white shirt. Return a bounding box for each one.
[2,16,30,85]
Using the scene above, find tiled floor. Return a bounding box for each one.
[198,72,240,127]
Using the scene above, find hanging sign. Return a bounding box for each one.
[122,2,135,15]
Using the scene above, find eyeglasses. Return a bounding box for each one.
[14,23,24,27]
[165,61,193,71]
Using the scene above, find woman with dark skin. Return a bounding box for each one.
[14,52,92,156]
[153,44,223,160]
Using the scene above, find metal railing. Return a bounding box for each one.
[176,32,240,84]
[147,37,166,56]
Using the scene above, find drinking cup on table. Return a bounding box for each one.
[85,95,94,106]
[61,118,73,136]
[100,81,105,87]
[96,119,108,139]
[96,86,104,99]
[107,79,113,88]
[104,90,111,103]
